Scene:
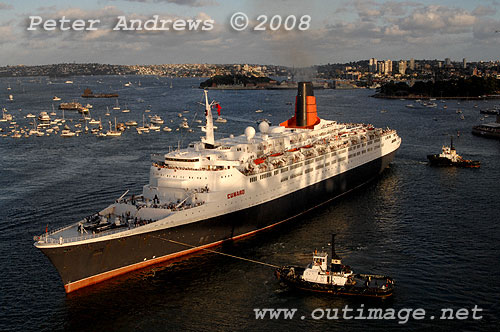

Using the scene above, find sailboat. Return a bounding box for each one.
[105,117,122,137]
[0,108,13,122]
[105,106,110,116]
[136,113,149,133]
[112,99,120,110]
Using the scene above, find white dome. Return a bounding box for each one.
[269,126,285,134]
[244,126,256,141]
[258,121,269,133]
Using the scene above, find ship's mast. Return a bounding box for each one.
[201,90,215,148]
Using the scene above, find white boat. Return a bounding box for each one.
[163,126,172,132]
[179,121,189,129]
[89,119,100,125]
[149,124,161,131]
[85,103,93,109]
[33,82,401,294]
[61,129,76,137]
[113,100,120,110]
[8,94,14,101]
[0,108,12,122]
[53,96,61,101]
[136,114,149,132]
[215,117,227,123]
[255,109,263,113]
[65,80,73,84]
[38,111,50,122]
[105,118,122,137]
[26,113,36,118]
[125,120,138,126]
[150,115,164,124]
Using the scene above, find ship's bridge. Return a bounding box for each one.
[151,150,240,171]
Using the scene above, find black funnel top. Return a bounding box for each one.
[296,82,314,127]
[331,234,340,260]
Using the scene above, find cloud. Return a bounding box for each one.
[472,5,497,17]
[473,17,500,40]
[0,24,15,43]
[110,0,218,7]
[397,5,476,34]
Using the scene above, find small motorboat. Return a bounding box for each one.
[150,115,164,124]
[275,235,394,299]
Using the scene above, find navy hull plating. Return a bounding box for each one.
[40,150,396,291]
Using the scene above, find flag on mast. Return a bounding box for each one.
[214,103,221,116]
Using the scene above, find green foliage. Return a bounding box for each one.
[200,74,271,88]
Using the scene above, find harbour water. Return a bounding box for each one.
[0,76,499,331]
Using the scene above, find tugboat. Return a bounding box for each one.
[275,235,395,299]
[427,138,480,168]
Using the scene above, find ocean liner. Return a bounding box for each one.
[34,82,401,293]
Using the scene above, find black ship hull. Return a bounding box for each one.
[39,151,397,293]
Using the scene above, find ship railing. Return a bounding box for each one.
[152,162,228,172]
[33,221,81,241]
[35,226,130,245]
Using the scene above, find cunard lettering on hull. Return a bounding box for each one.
[227,190,245,199]
[34,82,402,293]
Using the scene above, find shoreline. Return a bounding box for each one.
[372,94,500,100]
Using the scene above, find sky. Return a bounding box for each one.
[0,0,499,66]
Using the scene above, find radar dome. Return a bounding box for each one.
[258,121,269,133]
[244,126,256,141]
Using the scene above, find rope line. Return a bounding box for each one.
[152,236,279,268]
